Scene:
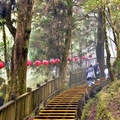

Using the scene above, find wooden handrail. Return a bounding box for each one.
[0,71,87,120]
[0,76,63,120]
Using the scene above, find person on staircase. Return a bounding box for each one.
[86,64,96,86]
[104,66,109,80]
[93,62,101,81]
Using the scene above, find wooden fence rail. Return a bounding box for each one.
[0,70,86,120]
[0,76,64,120]
[33,77,108,120]
[69,70,86,88]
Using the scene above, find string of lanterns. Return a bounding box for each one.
[0,54,93,69]
[27,55,92,68]
[27,47,117,67]
[67,54,93,62]
[27,58,61,66]
[0,58,61,69]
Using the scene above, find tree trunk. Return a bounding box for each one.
[103,7,115,81]
[61,0,72,81]
[2,23,10,79]
[108,6,120,79]
[9,0,33,97]
[96,9,105,77]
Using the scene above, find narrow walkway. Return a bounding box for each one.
[34,79,104,120]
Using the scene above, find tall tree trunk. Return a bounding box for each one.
[112,32,120,79]
[2,23,10,79]
[9,0,33,97]
[107,5,120,79]
[61,0,72,81]
[103,8,115,81]
[62,29,71,81]
[96,9,105,77]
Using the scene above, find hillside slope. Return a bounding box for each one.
[81,80,120,120]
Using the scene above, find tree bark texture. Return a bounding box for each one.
[61,0,73,81]
[103,7,115,81]
[2,23,10,79]
[96,9,105,77]
[9,0,33,97]
[109,6,120,79]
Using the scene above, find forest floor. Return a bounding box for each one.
[86,101,97,120]
[82,80,120,120]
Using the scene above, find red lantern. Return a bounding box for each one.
[50,59,56,65]
[89,54,92,58]
[27,60,32,66]
[55,58,60,63]
[67,57,72,61]
[43,60,49,66]
[74,57,79,61]
[34,60,41,66]
[0,61,5,69]
[81,56,86,60]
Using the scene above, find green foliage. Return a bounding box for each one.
[96,97,113,120]
[0,91,3,97]
[0,77,5,85]
[106,81,120,93]
[82,81,120,120]
[40,16,50,24]
[0,19,6,26]
[1,84,7,97]
[113,61,120,73]
[96,81,120,120]
[67,0,73,8]
[81,98,96,120]
[83,0,102,12]
[26,67,52,89]
[29,0,68,72]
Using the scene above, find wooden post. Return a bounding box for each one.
[44,79,48,83]
[92,84,96,94]
[81,94,85,106]
[44,79,48,100]
[69,72,72,88]
[37,84,40,108]
[85,88,90,100]
[54,78,56,92]
[27,87,32,92]
[37,84,40,87]
[100,79,105,88]
[43,99,47,107]
[76,99,82,119]
[10,94,17,100]
[35,107,39,115]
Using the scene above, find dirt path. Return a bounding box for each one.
[86,101,97,120]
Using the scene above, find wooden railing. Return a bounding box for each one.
[69,70,86,88]
[0,76,63,120]
[0,71,86,120]
[33,77,108,119]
